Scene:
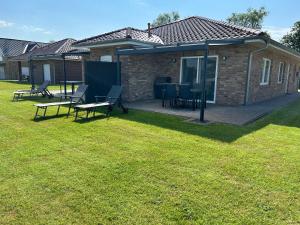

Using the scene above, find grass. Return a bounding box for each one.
[0,81,299,225]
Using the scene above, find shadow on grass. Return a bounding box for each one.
[112,99,300,143]
[32,114,67,122]
[73,114,108,123]
[11,94,63,104]
[10,85,300,143]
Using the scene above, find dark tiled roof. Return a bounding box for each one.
[11,38,78,61]
[150,16,264,45]
[73,16,264,48]
[0,38,46,57]
[73,27,163,47]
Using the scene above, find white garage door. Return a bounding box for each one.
[0,66,5,80]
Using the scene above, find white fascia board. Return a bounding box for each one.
[245,39,300,59]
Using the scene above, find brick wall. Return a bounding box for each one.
[209,45,249,105]
[120,45,249,104]
[53,60,82,83]
[248,47,300,103]
[88,44,300,106]
[4,60,19,80]
[32,59,82,84]
[89,47,117,61]
[31,60,53,84]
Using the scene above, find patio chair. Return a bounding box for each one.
[162,84,177,107]
[191,83,207,110]
[13,80,53,101]
[73,85,128,120]
[33,84,88,120]
[177,83,193,108]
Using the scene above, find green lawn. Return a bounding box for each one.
[0,81,299,225]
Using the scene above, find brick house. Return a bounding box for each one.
[0,38,46,80]
[10,39,83,84]
[73,16,300,105]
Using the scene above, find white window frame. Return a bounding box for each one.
[260,58,271,86]
[278,62,284,84]
[180,55,219,103]
[100,55,112,62]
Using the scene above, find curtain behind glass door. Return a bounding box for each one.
[199,57,217,102]
[181,58,198,84]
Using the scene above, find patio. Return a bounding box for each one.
[126,92,300,125]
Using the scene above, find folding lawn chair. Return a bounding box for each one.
[13,80,53,101]
[33,84,88,120]
[73,85,128,120]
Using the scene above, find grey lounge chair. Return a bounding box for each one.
[13,80,53,101]
[73,85,128,120]
[33,84,88,120]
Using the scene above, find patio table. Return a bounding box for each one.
[60,81,83,94]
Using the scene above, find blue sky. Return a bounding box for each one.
[0,0,299,43]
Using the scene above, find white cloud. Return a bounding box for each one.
[21,25,52,35]
[0,20,14,28]
[263,26,291,41]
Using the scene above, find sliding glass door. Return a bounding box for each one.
[180,56,218,103]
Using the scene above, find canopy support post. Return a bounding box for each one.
[200,42,208,122]
[116,54,121,85]
[29,55,35,89]
[62,54,67,96]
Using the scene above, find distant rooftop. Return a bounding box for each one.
[0,37,47,57]
[11,38,81,60]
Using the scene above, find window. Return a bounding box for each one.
[100,55,112,62]
[21,67,29,76]
[278,62,285,83]
[180,56,218,102]
[260,58,271,85]
[0,55,2,62]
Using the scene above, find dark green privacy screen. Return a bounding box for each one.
[84,61,119,103]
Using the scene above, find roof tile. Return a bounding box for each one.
[73,27,164,46]
[11,39,78,60]
[150,16,263,45]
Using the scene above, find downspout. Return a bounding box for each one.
[244,38,269,105]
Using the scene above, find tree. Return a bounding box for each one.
[152,11,180,27]
[227,7,268,29]
[281,21,300,52]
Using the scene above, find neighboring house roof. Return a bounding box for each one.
[73,27,164,47]
[0,38,46,58]
[11,38,79,61]
[150,16,264,45]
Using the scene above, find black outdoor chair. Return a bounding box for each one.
[33,84,88,120]
[73,85,128,120]
[191,83,207,110]
[13,80,53,101]
[162,83,177,107]
[177,83,193,107]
